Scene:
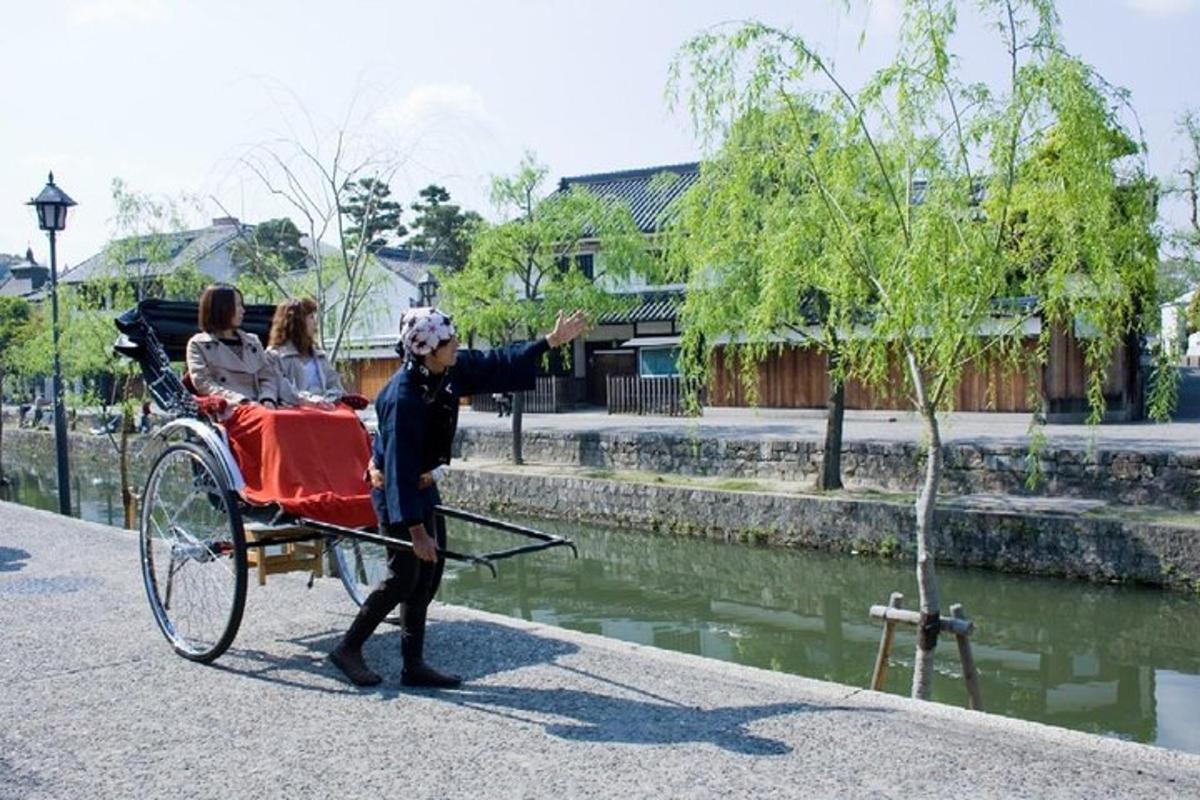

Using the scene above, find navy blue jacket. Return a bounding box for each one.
[372,339,550,528]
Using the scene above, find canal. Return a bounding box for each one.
[3,450,1199,754]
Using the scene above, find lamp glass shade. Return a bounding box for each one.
[28,175,77,232]
[37,203,69,231]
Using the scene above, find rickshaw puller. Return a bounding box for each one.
[329,306,588,688]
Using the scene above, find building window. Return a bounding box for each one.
[557,253,594,280]
[639,346,679,377]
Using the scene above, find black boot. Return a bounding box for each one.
[400,603,461,689]
[329,644,381,687]
[329,591,394,687]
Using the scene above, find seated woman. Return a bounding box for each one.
[185,284,280,409]
[266,297,344,409]
[186,284,374,528]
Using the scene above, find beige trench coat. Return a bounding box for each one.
[266,343,345,405]
[185,330,281,405]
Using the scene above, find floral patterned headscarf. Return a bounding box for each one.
[398,307,456,357]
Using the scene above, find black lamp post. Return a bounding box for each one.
[418,271,439,307]
[27,172,76,516]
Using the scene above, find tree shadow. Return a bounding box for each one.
[0,546,31,573]
[440,681,879,755]
[214,616,884,755]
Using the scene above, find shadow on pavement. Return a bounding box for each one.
[0,546,31,573]
[211,616,581,697]
[206,616,887,754]
[440,678,885,755]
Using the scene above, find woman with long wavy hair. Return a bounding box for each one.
[266,297,345,409]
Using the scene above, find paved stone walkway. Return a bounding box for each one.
[3,502,1199,799]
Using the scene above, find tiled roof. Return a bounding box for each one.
[374,246,440,285]
[60,221,337,286]
[0,251,49,298]
[557,163,700,234]
[599,286,685,324]
[61,222,245,284]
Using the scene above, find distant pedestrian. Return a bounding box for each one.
[493,392,513,417]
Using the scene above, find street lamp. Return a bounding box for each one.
[27,172,76,516]
[418,271,439,306]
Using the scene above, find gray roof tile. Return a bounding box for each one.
[557,163,700,234]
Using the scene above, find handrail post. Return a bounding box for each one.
[870,592,904,691]
[951,603,983,710]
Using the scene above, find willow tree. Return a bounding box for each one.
[666,105,867,490]
[670,1,1164,699]
[440,152,657,464]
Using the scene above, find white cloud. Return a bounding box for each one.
[866,0,902,34]
[1125,0,1196,17]
[68,0,167,26]
[379,83,498,135]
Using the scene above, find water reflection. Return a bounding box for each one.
[1,463,126,527]
[440,519,1200,754]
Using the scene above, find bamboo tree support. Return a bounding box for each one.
[951,603,983,711]
[868,594,981,710]
[869,592,904,691]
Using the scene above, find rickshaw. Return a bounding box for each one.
[114,299,576,664]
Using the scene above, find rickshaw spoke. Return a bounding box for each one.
[140,441,246,663]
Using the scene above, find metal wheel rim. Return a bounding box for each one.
[140,442,246,661]
[331,535,401,623]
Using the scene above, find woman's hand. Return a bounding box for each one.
[303,395,335,411]
[417,472,435,490]
[366,460,384,489]
[546,309,588,348]
[409,524,438,562]
[260,398,278,409]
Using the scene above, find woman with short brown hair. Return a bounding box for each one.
[186,284,281,407]
[266,297,345,409]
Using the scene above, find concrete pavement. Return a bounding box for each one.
[3,501,1199,799]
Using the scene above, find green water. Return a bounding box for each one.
[4,452,1199,754]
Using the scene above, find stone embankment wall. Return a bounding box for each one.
[441,466,1200,591]
[456,429,1200,509]
[8,426,1199,590]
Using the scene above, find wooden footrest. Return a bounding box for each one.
[244,526,325,587]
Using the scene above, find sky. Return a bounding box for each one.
[2,0,1198,266]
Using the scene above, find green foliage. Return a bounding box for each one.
[341,177,406,254]
[0,296,32,398]
[878,534,900,559]
[664,102,863,408]
[407,184,483,271]
[668,5,1162,426]
[0,297,31,362]
[14,180,207,401]
[230,218,309,300]
[440,151,659,347]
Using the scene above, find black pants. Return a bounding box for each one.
[370,512,448,613]
[341,490,447,657]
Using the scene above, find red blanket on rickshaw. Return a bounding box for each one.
[222,404,376,528]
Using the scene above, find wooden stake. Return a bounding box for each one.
[951,603,983,711]
[870,592,904,691]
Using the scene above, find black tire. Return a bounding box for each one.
[140,441,248,662]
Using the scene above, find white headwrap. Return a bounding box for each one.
[399,307,456,357]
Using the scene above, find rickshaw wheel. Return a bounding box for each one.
[330,535,402,624]
[140,440,248,662]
